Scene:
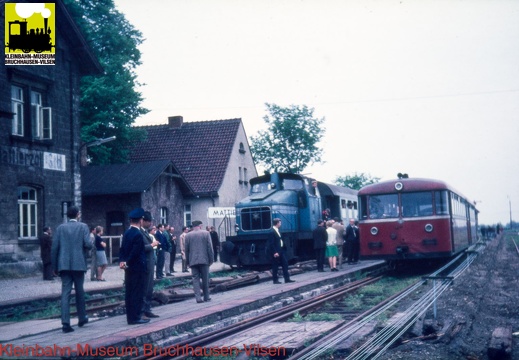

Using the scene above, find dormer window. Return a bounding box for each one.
[239,142,246,154]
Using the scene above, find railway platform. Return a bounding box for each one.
[0,260,384,359]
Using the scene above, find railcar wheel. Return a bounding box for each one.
[22,48,31,53]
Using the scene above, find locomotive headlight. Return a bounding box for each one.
[424,224,434,233]
[370,226,379,235]
[235,223,240,232]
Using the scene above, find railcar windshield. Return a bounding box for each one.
[401,192,433,217]
[368,194,399,219]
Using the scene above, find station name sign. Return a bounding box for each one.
[207,207,235,219]
[1,145,66,171]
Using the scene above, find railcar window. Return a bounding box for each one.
[368,194,399,219]
[401,192,433,217]
[360,196,368,219]
[435,191,449,215]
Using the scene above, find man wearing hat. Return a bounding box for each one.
[184,220,214,303]
[141,211,160,318]
[119,208,149,324]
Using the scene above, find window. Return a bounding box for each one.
[184,204,192,226]
[401,192,433,217]
[243,168,248,184]
[11,86,24,136]
[239,142,246,154]
[18,186,38,238]
[160,207,168,224]
[31,91,52,140]
[282,179,304,190]
[435,191,449,215]
[239,167,242,183]
[368,194,399,219]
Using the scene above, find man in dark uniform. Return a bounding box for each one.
[312,220,327,272]
[267,218,295,284]
[119,208,149,325]
[141,211,160,319]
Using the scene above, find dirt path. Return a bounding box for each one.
[378,231,519,360]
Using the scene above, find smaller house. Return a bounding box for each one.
[81,117,257,242]
[81,160,190,235]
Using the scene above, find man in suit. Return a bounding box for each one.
[40,226,53,280]
[141,211,160,319]
[344,218,360,264]
[155,224,169,279]
[312,220,328,272]
[51,206,92,333]
[209,226,220,262]
[185,220,214,303]
[267,218,295,284]
[119,208,149,325]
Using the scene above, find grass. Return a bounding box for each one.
[343,276,420,312]
[288,311,342,322]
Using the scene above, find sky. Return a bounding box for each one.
[112,0,519,226]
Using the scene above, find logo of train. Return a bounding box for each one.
[5,3,55,54]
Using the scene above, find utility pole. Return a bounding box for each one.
[509,196,513,230]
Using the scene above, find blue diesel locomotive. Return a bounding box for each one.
[220,172,358,267]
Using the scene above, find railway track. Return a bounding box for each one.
[134,275,386,360]
[128,243,484,360]
[290,242,485,360]
[0,261,311,321]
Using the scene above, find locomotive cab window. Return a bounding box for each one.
[251,182,270,193]
[282,179,304,190]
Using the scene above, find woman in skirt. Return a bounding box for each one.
[95,226,108,281]
[325,220,339,271]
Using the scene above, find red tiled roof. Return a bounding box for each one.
[129,119,242,194]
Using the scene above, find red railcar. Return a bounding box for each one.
[358,178,478,261]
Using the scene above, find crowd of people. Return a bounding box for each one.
[44,205,358,333]
[44,206,221,332]
[313,217,360,272]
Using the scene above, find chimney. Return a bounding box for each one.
[168,116,183,129]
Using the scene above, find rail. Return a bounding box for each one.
[133,276,383,360]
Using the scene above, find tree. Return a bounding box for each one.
[250,103,325,174]
[334,172,380,190]
[64,0,148,164]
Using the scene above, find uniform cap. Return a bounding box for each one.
[129,208,144,219]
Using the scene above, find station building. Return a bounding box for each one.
[0,1,102,273]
